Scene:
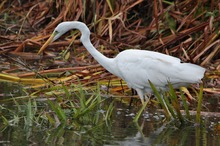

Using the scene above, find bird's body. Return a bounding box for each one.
[108,49,205,101]
[38,21,206,104]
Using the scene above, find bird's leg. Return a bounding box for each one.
[144,92,153,104]
[140,98,145,105]
[136,89,148,105]
[144,95,150,104]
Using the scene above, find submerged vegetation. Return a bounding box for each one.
[0,0,220,145]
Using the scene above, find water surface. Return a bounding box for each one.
[0,82,220,146]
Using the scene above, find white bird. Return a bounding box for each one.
[38,21,206,104]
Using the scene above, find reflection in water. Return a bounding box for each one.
[110,110,220,146]
[1,101,220,146]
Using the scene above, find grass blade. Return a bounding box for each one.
[163,95,176,119]
[196,84,203,123]
[25,99,33,127]
[133,101,148,122]
[168,82,184,123]
[47,99,66,123]
[149,80,171,120]
[105,100,114,121]
[180,88,191,120]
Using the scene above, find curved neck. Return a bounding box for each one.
[70,22,116,75]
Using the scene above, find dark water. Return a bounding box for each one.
[0,82,220,146]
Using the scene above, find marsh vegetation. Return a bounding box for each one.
[0,0,220,145]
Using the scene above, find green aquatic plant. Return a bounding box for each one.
[0,82,114,132]
[196,84,204,123]
[134,81,204,125]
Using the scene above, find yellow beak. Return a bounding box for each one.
[38,33,55,54]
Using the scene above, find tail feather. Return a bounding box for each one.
[178,63,205,83]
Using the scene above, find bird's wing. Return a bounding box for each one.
[115,50,189,91]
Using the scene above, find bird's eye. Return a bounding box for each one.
[54,30,59,35]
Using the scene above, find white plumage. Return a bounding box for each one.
[38,21,206,104]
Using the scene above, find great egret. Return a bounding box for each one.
[38,21,206,104]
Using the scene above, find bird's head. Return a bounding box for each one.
[37,22,72,54]
[52,22,73,41]
[37,21,89,54]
